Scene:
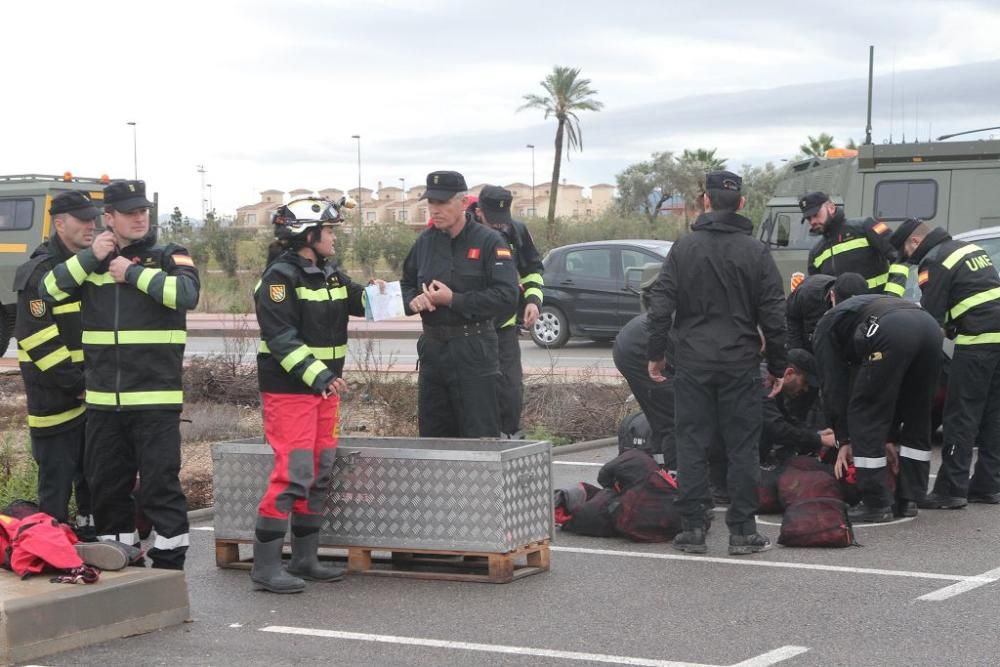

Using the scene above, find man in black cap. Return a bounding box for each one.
[13,191,98,531]
[401,171,519,437]
[475,185,544,438]
[890,218,1000,508]
[647,170,787,555]
[786,272,868,352]
[812,273,942,521]
[800,192,901,293]
[40,180,200,569]
[760,348,833,464]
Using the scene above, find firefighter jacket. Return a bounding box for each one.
[884,262,910,297]
[812,294,922,443]
[645,211,788,377]
[806,210,895,291]
[495,218,544,329]
[908,227,1000,347]
[785,273,835,352]
[255,251,366,395]
[401,220,519,327]
[14,234,85,434]
[39,237,200,411]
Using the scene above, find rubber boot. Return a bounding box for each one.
[285,530,345,582]
[251,537,305,593]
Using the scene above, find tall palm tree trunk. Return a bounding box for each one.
[546,118,566,245]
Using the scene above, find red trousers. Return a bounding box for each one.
[257,392,340,521]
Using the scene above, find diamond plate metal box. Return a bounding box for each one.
[212,437,554,553]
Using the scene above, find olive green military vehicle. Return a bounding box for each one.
[756,139,1000,293]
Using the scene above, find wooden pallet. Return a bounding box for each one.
[214,538,550,584]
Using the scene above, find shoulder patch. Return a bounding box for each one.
[872,222,889,235]
[496,247,512,259]
[467,248,481,260]
[918,269,930,286]
[269,284,287,303]
[172,254,194,267]
[29,299,46,318]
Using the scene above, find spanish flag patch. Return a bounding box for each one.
[172,255,195,267]
[918,270,930,285]
[496,248,512,259]
[872,222,889,235]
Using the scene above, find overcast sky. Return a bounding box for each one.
[3,0,1000,217]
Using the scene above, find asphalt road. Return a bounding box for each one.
[38,444,1000,667]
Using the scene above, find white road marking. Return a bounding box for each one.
[260,626,808,667]
[754,516,916,529]
[917,565,1000,601]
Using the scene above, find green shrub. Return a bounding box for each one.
[0,431,38,509]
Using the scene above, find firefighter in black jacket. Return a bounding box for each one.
[14,191,96,529]
[891,219,1000,508]
[476,185,544,438]
[251,197,366,593]
[800,192,898,292]
[813,279,942,522]
[760,349,833,464]
[647,171,787,555]
[786,273,868,352]
[401,171,519,438]
[40,180,199,569]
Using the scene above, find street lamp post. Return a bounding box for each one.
[526,144,536,217]
[351,135,362,223]
[127,121,137,179]
[399,177,405,200]
[196,164,206,220]
[206,184,213,215]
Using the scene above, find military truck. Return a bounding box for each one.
[756,139,1000,292]
[0,174,157,357]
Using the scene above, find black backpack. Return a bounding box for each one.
[617,411,653,455]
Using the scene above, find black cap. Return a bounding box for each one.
[832,272,867,302]
[889,218,922,252]
[787,348,819,387]
[478,185,513,226]
[704,170,742,193]
[799,191,829,220]
[419,171,468,201]
[49,191,99,220]
[104,180,153,212]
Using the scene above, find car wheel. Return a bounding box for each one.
[531,305,570,348]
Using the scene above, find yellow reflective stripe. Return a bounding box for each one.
[294,286,347,301]
[19,324,59,351]
[52,301,81,314]
[867,273,888,288]
[65,255,87,284]
[943,244,984,270]
[259,341,346,360]
[83,330,187,345]
[520,273,544,285]
[85,272,116,286]
[43,271,70,302]
[955,332,1000,346]
[27,405,86,429]
[302,360,328,386]
[330,286,347,301]
[950,286,1000,320]
[888,264,909,276]
[86,390,117,405]
[500,313,517,328]
[35,346,71,371]
[280,344,311,372]
[136,267,159,292]
[162,276,177,309]
[86,390,184,406]
[884,283,906,296]
[17,350,30,362]
[812,237,871,268]
[523,287,544,301]
[69,349,84,362]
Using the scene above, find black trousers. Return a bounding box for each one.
[417,329,500,438]
[85,409,189,569]
[496,326,524,436]
[612,346,677,469]
[30,419,91,524]
[934,345,1000,498]
[848,309,942,507]
[674,364,761,534]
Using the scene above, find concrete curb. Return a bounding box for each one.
[187,507,214,522]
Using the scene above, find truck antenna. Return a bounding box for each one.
[889,49,896,144]
[865,45,874,145]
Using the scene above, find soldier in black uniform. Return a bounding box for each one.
[14,191,96,530]
[760,349,832,464]
[786,273,867,352]
[401,171,519,438]
[40,180,200,569]
[800,192,898,292]
[647,171,787,555]
[890,219,1000,508]
[813,279,942,522]
[476,185,544,438]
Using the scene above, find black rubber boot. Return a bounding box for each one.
[285,530,345,582]
[729,533,772,555]
[251,538,305,593]
[672,528,707,554]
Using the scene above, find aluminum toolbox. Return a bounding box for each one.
[212,437,554,553]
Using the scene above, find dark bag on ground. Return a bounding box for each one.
[598,448,662,492]
[613,470,682,542]
[778,498,857,548]
[617,411,653,455]
[757,466,782,514]
[561,485,619,538]
[778,467,844,506]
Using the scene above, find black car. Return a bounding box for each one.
[530,239,672,348]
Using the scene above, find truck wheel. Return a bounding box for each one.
[531,306,570,349]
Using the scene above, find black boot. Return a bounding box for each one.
[286,530,345,582]
[967,491,1000,504]
[895,501,918,518]
[672,527,707,554]
[847,501,894,523]
[728,533,772,555]
[251,537,305,594]
[917,492,966,509]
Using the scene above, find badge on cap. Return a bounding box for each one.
[29,299,46,318]
[800,198,807,209]
[269,284,286,302]
[129,183,136,192]
[433,175,440,185]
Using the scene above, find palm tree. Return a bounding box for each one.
[800,133,836,158]
[519,66,603,243]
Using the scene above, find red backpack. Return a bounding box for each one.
[613,470,682,543]
[2,512,84,577]
[778,498,857,548]
[778,468,844,507]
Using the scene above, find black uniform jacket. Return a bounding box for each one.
[40,237,200,412]
[762,385,824,455]
[785,274,836,352]
[909,227,1000,346]
[496,219,544,328]
[14,233,85,434]
[806,210,894,291]
[645,211,787,376]
[255,251,366,395]
[812,295,922,442]
[401,220,518,326]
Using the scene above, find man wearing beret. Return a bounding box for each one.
[13,191,97,532]
[475,185,544,438]
[401,171,519,437]
[40,180,200,569]
[800,191,904,294]
[646,170,787,555]
[890,218,1000,509]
